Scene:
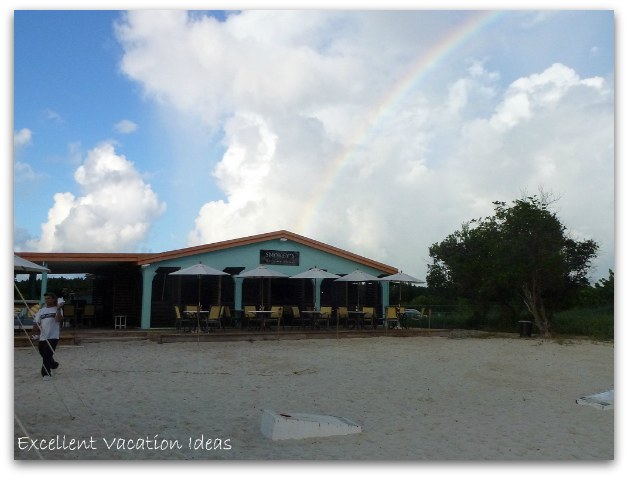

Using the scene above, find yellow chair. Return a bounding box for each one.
[267,306,283,330]
[318,306,332,329]
[337,306,348,328]
[244,305,259,329]
[174,305,192,332]
[184,305,199,331]
[220,306,232,328]
[203,305,222,331]
[28,303,41,318]
[361,307,375,329]
[385,306,400,329]
[291,306,308,329]
[174,305,182,329]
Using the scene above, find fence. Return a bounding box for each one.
[399,304,471,329]
[399,303,613,339]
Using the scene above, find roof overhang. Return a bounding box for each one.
[138,230,397,274]
[14,252,150,275]
[16,230,398,276]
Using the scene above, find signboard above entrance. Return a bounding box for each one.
[260,250,300,266]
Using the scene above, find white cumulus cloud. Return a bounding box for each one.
[115,11,613,280]
[26,143,166,252]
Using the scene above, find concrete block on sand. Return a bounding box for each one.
[576,389,614,410]
[261,409,362,440]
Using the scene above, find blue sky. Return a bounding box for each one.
[10,7,616,282]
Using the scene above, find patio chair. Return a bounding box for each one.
[361,307,376,329]
[83,304,95,327]
[318,306,332,329]
[267,306,283,330]
[174,305,182,330]
[337,306,348,328]
[291,306,307,329]
[183,305,200,332]
[174,305,192,332]
[27,304,41,318]
[244,305,259,329]
[203,305,222,331]
[385,306,400,329]
[220,306,232,328]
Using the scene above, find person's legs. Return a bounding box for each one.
[38,339,59,377]
[50,338,59,369]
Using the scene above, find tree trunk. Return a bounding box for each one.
[521,278,551,338]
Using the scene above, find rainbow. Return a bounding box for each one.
[296,11,504,233]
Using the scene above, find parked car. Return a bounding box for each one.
[398,308,424,328]
[402,308,422,319]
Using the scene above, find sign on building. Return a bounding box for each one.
[260,250,300,266]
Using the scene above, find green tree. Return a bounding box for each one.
[593,269,614,307]
[578,269,614,307]
[427,195,598,337]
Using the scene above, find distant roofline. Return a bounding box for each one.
[16,230,398,274]
[139,230,397,273]
[15,252,149,263]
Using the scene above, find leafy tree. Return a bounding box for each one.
[427,195,598,337]
[578,269,614,308]
[14,276,93,301]
[593,269,614,307]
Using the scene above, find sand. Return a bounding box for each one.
[13,335,614,460]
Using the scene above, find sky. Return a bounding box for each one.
[10,6,615,284]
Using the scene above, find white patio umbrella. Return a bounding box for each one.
[377,271,425,333]
[14,255,50,273]
[289,266,340,281]
[169,262,228,340]
[236,266,288,309]
[334,269,380,308]
[13,255,50,339]
[335,269,380,283]
[289,267,340,309]
[377,271,425,306]
[334,269,380,334]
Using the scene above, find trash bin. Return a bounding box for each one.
[518,320,533,337]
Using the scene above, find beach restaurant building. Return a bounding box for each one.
[16,230,398,329]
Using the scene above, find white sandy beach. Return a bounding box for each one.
[13,335,613,460]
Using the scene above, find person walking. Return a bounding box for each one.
[32,292,63,381]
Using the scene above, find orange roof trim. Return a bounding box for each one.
[17,231,397,274]
[138,230,397,273]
